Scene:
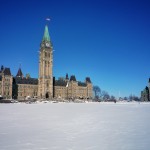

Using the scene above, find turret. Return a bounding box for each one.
[65,73,69,81]
[16,68,23,78]
[85,77,91,83]
[1,65,4,72]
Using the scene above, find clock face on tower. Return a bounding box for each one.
[46,42,50,47]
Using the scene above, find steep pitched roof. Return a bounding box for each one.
[70,75,76,81]
[16,68,23,77]
[3,68,11,76]
[14,77,38,85]
[78,81,87,87]
[42,25,50,42]
[54,79,67,87]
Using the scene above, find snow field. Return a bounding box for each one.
[0,102,150,150]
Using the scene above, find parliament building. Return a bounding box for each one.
[141,78,150,101]
[0,25,93,100]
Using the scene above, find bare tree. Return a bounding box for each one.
[124,97,128,100]
[129,95,140,101]
[110,95,115,101]
[93,85,101,99]
[101,90,110,101]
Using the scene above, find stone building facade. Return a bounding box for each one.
[0,25,92,100]
[0,66,13,99]
[53,75,92,99]
[141,79,150,101]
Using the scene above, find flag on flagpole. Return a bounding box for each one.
[46,18,50,21]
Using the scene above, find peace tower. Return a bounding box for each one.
[38,25,53,99]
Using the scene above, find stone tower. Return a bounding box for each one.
[38,25,53,99]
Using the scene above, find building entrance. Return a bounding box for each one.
[46,92,49,99]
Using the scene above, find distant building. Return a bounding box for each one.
[141,79,150,101]
[0,25,92,100]
[0,66,13,99]
[53,75,92,99]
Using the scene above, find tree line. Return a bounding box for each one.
[93,85,140,101]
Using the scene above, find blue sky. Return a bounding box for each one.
[0,0,150,98]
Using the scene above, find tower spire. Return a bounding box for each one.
[42,25,50,42]
[16,67,23,78]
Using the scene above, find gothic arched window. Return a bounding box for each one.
[48,53,50,57]
[45,52,47,57]
[47,81,49,88]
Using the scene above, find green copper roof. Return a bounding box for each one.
[42,25,50,42]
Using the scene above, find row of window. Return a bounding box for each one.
[19,92,37,97]
[0,83,10,85]
[4,78,10,81]
[18,90,37,93]
[3,92,10,95]
[56,89,87,93]
[0,87,10,90]
[55,87,65,90]
[18,85,37,89]
[5,87,10,90]
[45,52,50,57]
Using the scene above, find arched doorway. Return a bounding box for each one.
[46,92,49,99]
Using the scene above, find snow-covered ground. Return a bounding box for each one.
[0,102,150,150]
